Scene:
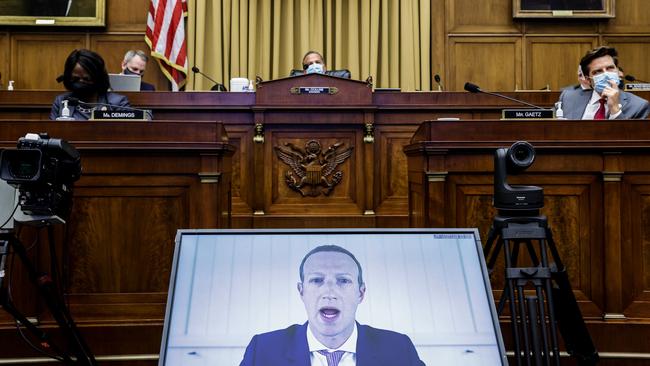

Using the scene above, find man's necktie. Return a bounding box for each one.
[594,98,607,120]
[318,350,345,366]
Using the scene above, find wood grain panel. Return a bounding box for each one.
[622,176,650,318]
[0,33,7,90]
[446,0,520,33]
[67,180,189,293]
[10,34,85,90]
[448,37,522,91]
[106,0,150,32]
[602,0,650,33]
[603,38,650,84]
[225,125,255,221]
[526,37,597,91]
[523,19,598,34]
[374,127,417,215]
[91,34,169,91]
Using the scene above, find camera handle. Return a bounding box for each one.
[0,229,97,365]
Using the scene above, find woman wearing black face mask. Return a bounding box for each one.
[50,49,131,120]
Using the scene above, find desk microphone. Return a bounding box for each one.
[464,82,544,109]
[434,74,443,91]
[66,97,153,120]
[191,66,227,91]
[625,75,650,83]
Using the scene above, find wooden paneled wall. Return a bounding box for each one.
[439,0,650,91]
[1,0,649,92]
[0,0,169,92]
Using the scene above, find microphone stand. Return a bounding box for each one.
[465,82,546,109]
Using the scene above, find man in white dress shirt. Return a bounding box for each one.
[557,46,649,120]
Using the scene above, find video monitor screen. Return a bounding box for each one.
[159,229,507,365]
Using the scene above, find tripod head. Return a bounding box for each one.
[493,141,544,215]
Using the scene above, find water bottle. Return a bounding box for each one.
[554,101,565,119]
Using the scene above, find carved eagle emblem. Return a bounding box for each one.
[274,140,353,196]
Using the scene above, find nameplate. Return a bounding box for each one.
[290,87,339,95]
[91,110,146,120]
[625,83,650,91]
[502,109,554,120]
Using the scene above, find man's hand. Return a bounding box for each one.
[602,79,621,114]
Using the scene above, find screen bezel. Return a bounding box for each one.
[159,228,508,365]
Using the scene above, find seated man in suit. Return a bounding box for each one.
[291,51,351,79]
[121,50,156,91]
[240,245,424,366]
[557,46,649,120]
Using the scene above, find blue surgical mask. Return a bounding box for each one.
[592,71,620,94]
[306,63,324,74]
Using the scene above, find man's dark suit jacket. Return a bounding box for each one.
[140,81,156,91]
[240,322,425,366]
[557,87,650,119]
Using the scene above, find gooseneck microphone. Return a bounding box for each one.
[191,66,227,91]
[66,97,153,120]
[434,74,443,91]
[464,82,544,109]
[625,75,650,83]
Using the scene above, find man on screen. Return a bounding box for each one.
[240,245,425,366]
[556,46,649,120]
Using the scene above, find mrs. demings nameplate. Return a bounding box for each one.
[91,110,146,120]
[290,86,339,95]
[502,109,554,120]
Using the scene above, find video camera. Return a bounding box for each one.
[493,141,543,213]
[0,133,81,219]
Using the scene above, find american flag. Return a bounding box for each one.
[145,0,188,91]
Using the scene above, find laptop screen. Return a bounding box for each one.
[109,73,141,92]
[159,229,507,365]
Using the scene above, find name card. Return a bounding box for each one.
[625,83,650,91]
[502,109,554,120]
[290,86,339,95]
[91,110,146,120]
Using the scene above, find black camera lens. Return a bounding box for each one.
[507,141,535,171]
[1,149,42,182]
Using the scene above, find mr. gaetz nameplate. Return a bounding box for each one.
[502,109,554,120]
[91,110,146,120]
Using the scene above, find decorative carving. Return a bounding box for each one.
[275,140,353,197]
[253,123,264,143]
[363,123,374,143]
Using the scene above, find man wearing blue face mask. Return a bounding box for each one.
[557,46,649,120]
[291,51,351,79]
[302,51,327,75]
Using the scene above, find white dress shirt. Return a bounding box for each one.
[581,90,622,120]
[307,322,358,366]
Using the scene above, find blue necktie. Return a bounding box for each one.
[318,350,345,366]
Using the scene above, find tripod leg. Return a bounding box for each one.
[535,286,551,365]
[486,231,504,273]
[538,238,562,366]
[516,281,532,365]
[5,233,97,365]
[526,296,543,366]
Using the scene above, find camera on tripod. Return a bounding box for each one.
[0,133,81,219]
[493,141,544,213]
